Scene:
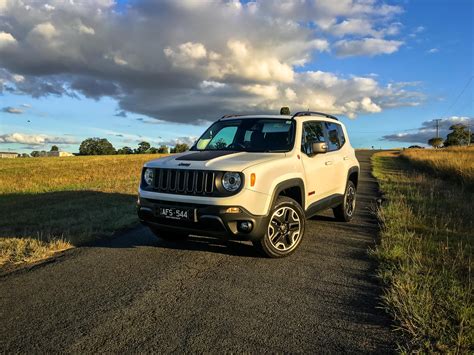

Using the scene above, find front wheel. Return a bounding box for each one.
[333,180,357,222]
[253,196,305,258]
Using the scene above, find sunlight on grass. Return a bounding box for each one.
[0,154,166,268]
[372,151,473,353]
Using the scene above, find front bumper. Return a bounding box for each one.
[137,197,269,241]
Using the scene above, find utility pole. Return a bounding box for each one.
[434,119,442,138]
[468,122,471,146]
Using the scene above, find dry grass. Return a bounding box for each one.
[0,154,165,268]
[400,146,474,189]
[372,151,473,353]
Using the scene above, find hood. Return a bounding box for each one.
[144,150,284,171]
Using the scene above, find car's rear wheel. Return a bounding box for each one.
[148,226,189,241]
[333,180,357,222]
[253,196,305,258]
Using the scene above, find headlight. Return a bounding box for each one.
[222,172,242,192]
[144,168,154,186]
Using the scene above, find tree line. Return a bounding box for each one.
[28,139,189,157]
[78,138,189,156]
[427,124,472,148]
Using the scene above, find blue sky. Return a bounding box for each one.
[0,0,472,153]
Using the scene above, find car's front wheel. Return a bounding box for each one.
[333,180,357,222]
[253,196,305,258]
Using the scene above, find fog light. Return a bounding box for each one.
[226,207,241,214]
[238,221,253,232]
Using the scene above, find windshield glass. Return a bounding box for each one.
[192,118,295,152]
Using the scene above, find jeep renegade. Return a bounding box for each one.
[137,111,360,257]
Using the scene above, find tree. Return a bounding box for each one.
[136,141,151,154]
[157,145,169,154]
[280,107,291,115]
[21,153,30,158]
[117,146,133,155]
[31,151,40,157]
[170,143,189,153]
[427,137,443,148]
[146,147,159,154]
[79,138,116,155]
[444,124,470,147]
[50,145,59,152]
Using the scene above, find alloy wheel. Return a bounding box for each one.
[267,206,301,251]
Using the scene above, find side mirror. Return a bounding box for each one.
[312,142,328,154]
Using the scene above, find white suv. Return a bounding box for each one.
[137,112,359,257]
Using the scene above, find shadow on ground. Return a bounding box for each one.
[0,190,137,244]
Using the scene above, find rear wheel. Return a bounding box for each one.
[253,196,305,258]
[148,226,189,241]
[333,180,357,222]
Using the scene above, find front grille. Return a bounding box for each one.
[152,169,216,195]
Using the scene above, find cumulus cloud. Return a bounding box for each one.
[334,38,403,57]
[161,136,198,147]
[2,106,23,114]
[382,116,474,143]
[0,31,16,48]
[0,0,419,123]
[0,132,79,145]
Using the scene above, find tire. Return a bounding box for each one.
[333,180,357,222]
[253,196,305,258]
[148,226,189,241]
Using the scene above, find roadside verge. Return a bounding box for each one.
[371,151,473,353]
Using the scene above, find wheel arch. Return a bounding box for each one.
[269,178,305,213]
[347,166,359,188]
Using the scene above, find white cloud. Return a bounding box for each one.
[427,48,439,54]
[334,38,403,57]
[30,22,58,39]
[77,23,95,35]
[0,0,419,123]
[2,106,23,114]
[0,31,16,48]
[382,116,473,143]
[0,132,79,145]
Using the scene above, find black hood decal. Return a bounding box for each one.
[175,150,238,161]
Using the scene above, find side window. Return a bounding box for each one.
[337,124,346,146]
[301,121,325,155]
[325,122,343,151]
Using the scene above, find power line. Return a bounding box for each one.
[442,75,474,117]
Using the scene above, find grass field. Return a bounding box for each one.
[400,146,474,189]
[0,154,165,268]
[372,148,473,353]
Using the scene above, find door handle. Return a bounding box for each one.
[325,161,333,165]
[343,156,349,160]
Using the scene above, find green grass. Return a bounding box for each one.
[372,151,473,353]
[0,154,165,268]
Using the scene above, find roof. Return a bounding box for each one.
[0,152,18,154]
[219,113,339,122]
[220,114,292,120]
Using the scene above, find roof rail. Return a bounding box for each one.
[220,114,243,119]
[291,111,339,121]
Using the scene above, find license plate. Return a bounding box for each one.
[157,207,195,221]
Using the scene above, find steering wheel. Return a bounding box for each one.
[228,142,246,149]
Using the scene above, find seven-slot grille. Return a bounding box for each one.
[152,168,215,195]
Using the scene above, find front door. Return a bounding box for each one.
[300,120,338,207]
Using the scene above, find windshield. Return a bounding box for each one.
[192,118,295,153]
